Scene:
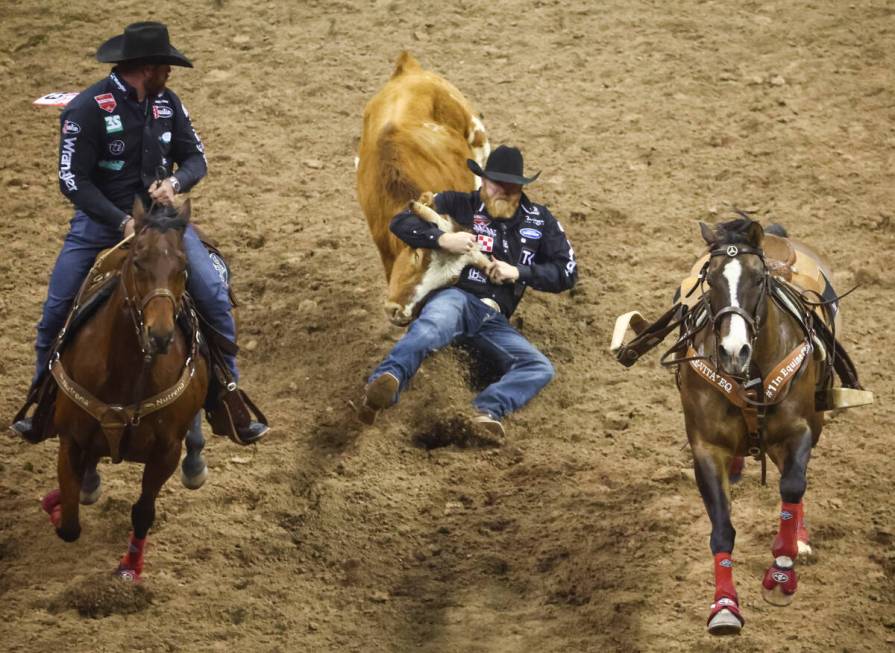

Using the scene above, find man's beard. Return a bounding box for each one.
[483,191,521,219]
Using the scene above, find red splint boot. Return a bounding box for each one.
[762,560,798,606]
[116,533,146,582]
[41,489,62,528]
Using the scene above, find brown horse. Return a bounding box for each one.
[675,218,835,635]
[42,199,208,581]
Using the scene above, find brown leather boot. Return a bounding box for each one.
[207,387,269,445]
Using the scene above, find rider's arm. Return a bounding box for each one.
[389,192,468,249]
[515,208,578,293]
[57,103,129,230]
[167,92,207,194]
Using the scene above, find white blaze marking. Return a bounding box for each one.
[720,259,749,357]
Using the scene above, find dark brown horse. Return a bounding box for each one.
[676,218,830,635]
[42,199,208,581]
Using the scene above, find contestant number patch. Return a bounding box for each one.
[104,115,123,134]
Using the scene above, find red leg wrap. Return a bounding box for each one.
[713,552,737,601]
[771,502,800,559]
[117,533,146,581]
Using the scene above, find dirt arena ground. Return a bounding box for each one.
[1,1,893,651]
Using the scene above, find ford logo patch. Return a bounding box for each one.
[519,228,541,239]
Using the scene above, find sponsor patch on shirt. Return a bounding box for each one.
[160,131,172,144]
[524,217,545,227]
[62,120,80,135]
[94,93,117,113]
[520,249,536,266]
[519,228,542,240]
[104,115,123,134]
[477,234,494,253]
[98,159,125,171]
[108,140,125,155]
[473,213,491,225]
[153,105,174,119]
[467,268,488,284]
[473,222,497,237]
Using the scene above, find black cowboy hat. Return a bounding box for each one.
[467,145,541,186]
[96,22,193,68]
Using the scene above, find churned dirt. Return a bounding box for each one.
[1,1,893,651]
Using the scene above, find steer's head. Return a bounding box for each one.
[384,246,434,325]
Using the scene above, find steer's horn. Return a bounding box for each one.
[409,200,443,225]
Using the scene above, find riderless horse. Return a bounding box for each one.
[611,217,871,635]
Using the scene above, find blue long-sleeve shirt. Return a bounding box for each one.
[57,71,207,229]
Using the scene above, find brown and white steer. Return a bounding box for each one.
[356,51,489,325]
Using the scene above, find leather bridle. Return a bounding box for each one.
[704,243,770,378]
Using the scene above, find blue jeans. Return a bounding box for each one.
[368,288,555,419]
[33,211,238,384]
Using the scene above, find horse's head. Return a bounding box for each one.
[126,199,190,355]
[699,217,768,376]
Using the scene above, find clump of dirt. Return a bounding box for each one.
[48,574,154,619]
[412,410,502,449]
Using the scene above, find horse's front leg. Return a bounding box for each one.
[692,441,745,636]
[180,412,208,490]
[116,440,181,582]
[763,429,813,606]
[47,435,85,542]
[80,458,102,505]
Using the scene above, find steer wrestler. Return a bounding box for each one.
[357,145,577,440]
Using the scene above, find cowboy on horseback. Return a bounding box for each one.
[10,21,267,445]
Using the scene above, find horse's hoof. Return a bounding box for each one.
[55,526,81,542]
[79,480,102,505]
[762,563,797,606]
[762,583,795,606]
[115,566,141,583]
[180,463,208,490]
[707,608,743,636]
[797,539,815,560]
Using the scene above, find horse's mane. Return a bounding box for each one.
[712,215,760,246]
[143,205,187,232]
